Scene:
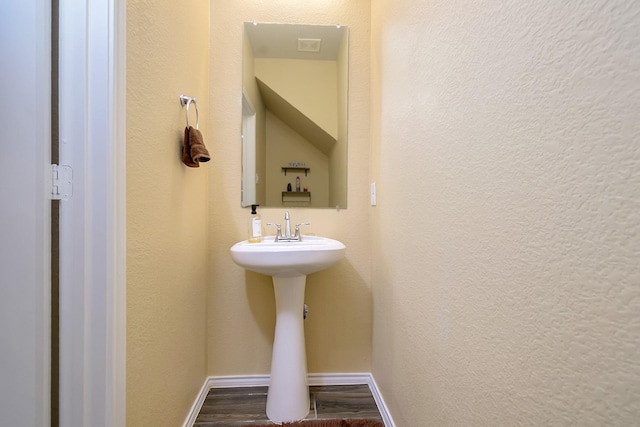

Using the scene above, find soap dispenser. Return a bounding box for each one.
[248,204,264,243]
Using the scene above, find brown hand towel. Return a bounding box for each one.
[182,126,199,168]
[189,126,211,163]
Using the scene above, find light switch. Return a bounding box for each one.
[371,182,377,206]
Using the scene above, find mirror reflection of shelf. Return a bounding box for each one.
[282,191,311,205]
[282,167,310,176]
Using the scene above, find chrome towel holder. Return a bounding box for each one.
[179,94,199,129]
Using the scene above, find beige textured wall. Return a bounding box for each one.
[126,0,210,426]
[208,0,371,375]
[371,0,640,425]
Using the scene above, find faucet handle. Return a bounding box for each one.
[266,223,282,241]
[294,222,310,240]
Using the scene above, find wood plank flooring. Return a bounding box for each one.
[194,384,384,426]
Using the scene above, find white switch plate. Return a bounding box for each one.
[371,182,377,206]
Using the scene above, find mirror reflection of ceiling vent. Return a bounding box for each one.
[297,38,321,53]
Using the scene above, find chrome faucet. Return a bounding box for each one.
[284,211,292,238]
[267,211,310,242]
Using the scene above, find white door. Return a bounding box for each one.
[0,1,126,426]
[0,1,51,426]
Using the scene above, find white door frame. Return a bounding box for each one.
[58,0,126,425]
[242,90,257,207]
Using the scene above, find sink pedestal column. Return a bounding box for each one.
[266,275,310,424]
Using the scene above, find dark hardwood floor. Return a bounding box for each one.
[194,384,384,426]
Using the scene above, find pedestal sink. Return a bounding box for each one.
[230,236,346,424]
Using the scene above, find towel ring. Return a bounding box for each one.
[179,94,199,129]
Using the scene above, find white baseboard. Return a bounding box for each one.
[182,373,395,427]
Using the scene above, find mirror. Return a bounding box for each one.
[242,22,349,208]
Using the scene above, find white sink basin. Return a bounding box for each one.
[230,235,346,277]
[230,234,346,423]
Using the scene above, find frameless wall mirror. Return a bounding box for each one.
[242,22,349,208]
